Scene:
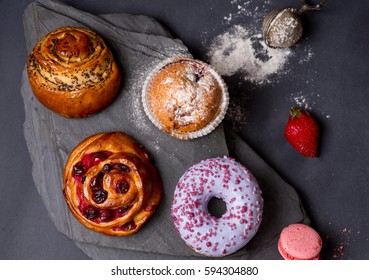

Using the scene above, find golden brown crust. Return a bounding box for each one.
[63,132,162,236]
[27,26,121,118]
[145,57,225,139]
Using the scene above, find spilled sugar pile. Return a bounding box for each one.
[203,0,320,129]
[208,25,293,86]
[206,0,315,86]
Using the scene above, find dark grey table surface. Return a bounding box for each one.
[1,0,368,260]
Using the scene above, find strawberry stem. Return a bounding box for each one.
[289,107,303,119]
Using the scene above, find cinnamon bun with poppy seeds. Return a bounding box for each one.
[27,26,121,118]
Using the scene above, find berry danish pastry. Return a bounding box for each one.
[63,132,162,236]
[27,26,121,118]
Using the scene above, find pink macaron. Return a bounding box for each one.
[278,223,322,260]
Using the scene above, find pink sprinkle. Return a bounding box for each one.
[172,156,263,257]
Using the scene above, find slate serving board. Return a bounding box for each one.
[21,0,309,259]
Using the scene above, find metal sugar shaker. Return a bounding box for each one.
[262,0,326,48]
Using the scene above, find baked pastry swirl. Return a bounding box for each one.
[63,132,162,236]
[27,26,121,118]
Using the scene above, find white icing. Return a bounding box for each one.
[171,156,263,257]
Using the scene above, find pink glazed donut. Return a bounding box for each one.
[171,156,263,257]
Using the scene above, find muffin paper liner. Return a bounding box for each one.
[142,56,229,140]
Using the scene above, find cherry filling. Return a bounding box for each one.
[195,65,206,80]
[73,161,86,176]
[91,151,111,165]
[72,151,112,217]
[112,163,131,172]
[185,63,206,83]
[72,151,113,179]
[99,209,113,223]
[122,221,137,231]
[113,221,137,232]
[83,205,131,222]
[102,163,112,174]
[71,151,138,224]
[90,176,102,192]
[117,206,130,215]
[92,189,108,204]
[83,206,99,220]
[115,179,130,194]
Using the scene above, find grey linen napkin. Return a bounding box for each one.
[21,0,308,259]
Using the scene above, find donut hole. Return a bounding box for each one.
[207,197,227,218]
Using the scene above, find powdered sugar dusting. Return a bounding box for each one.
[127,67,152,133]
[290,91,331,119]
[208,24,295,86]
[142,57,229,139]
[205,0,315,86]
[160,64,218,126]
[207,25,293,130]
[203,1,319,130]
[292,92,312,111]
[209,25,292,85]
[225,95,249,127]
[299,44,315,64]
[224,0,271,24]
[267,10,300,47]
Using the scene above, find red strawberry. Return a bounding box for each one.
[284,107,319,157]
